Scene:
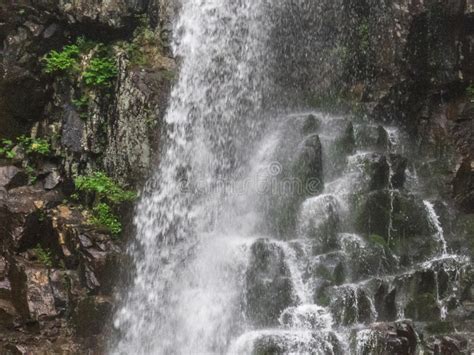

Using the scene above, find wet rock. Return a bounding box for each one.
[0,187,59,251]
[239,330,342,355]
[453,158,474,213]
[354,124,390,151]
[102,64,172,187]
[0,299,17,329]
[369,155,390,191]
[301,114,321,135]
[374,283,397,322]
[330,286,374,325]
[355,321,417,355]
[245,239,295,327]
[73,295,112,338]
[425,334,469,354]
[293,133,324,194]
[300,195,340,251]
[0,167,28,190]
[9,258,57,321]
[389,154,408,189]
[61,107,84,154]
[355,190,432,242]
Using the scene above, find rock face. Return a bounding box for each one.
[245,239,295,327]
[0,0,175,352]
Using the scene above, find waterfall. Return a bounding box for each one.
[110,1,469,354]
[112,0,275,353]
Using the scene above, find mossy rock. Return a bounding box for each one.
[355,191,433,243]
[244,239,295,327]
[424,321,455,334]
[405,293,440,321]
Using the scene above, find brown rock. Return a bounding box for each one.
[74,295,112,337]
[9,258,57,321]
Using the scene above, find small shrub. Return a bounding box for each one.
[17,136,51,156]
[0,139,16,159]
[33,244,53,268]
[83,57,118,88]
[43,44,80,74]
[72,95,90,119]
[74,172,136,237]
[90,203,122,236]
[75,172,136,204]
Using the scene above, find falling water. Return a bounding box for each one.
[112,0,274,353]
[423,200,448,256]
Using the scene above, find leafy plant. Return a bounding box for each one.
[83,57,118,88]
[0,139,16,159]
[33,244,53,268]
[75,172,136,204]
[17,136,51,155]
[74,172,136,237]
[25,165,37,184]
[90,203,122,235]
[43,44,80,74]
[72,95,90,119]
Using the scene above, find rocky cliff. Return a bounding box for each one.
[0,0,175,352]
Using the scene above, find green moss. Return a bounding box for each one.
[405,293,440,321]
[425,321,454,334]
[32,244,53,268]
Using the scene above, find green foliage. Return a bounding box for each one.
[369,234,389,249]
[43,44,80,74]
[358,21,370,52]
[25,165,37,184]
[90,203,122,235]
[0,139,16,159]
[74,172,136,237]
[74,172,136,204]
[72,94,90,119]
[467,84,474,102]
[33,244,53,268]
[83,57,118,88]
[0,136,51,160]
[17,136,51,155]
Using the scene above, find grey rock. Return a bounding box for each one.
[0,166,28,190]
[245,239,295,327]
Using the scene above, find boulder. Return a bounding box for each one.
[0,167,28,190]
[0,187,60,251]
[244,239,295,327]
[355,321,417,355]
[425,334,469,354]
[369,155,390,191]
[73,295,113,337]
[9,258,57,321]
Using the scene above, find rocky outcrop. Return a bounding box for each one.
[244,239,295,327]
[0,0,175,352]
